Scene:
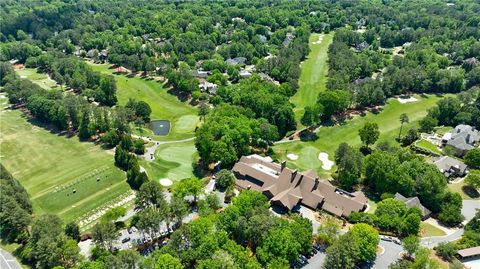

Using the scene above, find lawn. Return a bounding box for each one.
[0,97,130,222]
[448,180,480,200]
[420,222,446,237]
[89,63,199,141]
[16,68,59,90]
[290,33,333,126]
[415,139,442,154]
[139,141,198,183]
[273,94,446,175]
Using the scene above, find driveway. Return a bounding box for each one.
[0,249,22,269]
[421,200,480,248]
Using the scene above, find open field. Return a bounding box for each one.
[16,68,58,90]
[291,33,333,126]
[89,63,199,141]
[140,141,198,183]
[273,94,447,176]
[420,222,446,237]
[0,98,130,222]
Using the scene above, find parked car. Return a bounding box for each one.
[121,237,131,243]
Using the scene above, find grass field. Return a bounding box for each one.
[448,180,480,200]
[16,68,59,90]
[140,141,198,182]
[273,94,446,176]
[89,64,199,141]
[290,33,333,126]
[416,139,442,154]
[420,222,446,237]
[0,97,130,222]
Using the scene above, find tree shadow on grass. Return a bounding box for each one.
[462,185,480,199]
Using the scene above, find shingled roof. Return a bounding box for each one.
[394,193,431,219]
[232,155,367,217]
[445,124,480,151]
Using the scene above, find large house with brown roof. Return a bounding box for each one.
[232,155,368,217]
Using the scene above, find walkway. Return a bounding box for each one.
[0,248,22,269]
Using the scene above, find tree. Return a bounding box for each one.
[65,222,80,242]
[465,170,480,189]
[401,127,418,146]
[465,148,480,169]
[358,122,380,148]
[419,115,438,133]
[337,146,363,190]
[198,102,210,121]
[399,211,421,237]
[172,177,204,203]
[169,196,189,227]
[316,215,341,246]
[215,169,236,190]
[91,221,117,251]
[136,181,167,209]
[154,254,184,269]
[322,233,359,269]
[349,223,379,262]
[79,110,91,140]
[402,235,420,259]
[101,207,127,223]
[438,192,464,227]
[398,113,409,139]
[435,242,457,261]
[256,227,301,265]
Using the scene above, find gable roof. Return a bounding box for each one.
[394,193,431,218]
[446,124,480,151]
[232,155,367,217]
[433,156,467,174]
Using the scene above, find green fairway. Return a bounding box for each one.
[89,63,199,141]
[290,33,333,126]
[274,94,446,176]
[140,141,198,182]
[0,97,130,222]
[16,68,59,90]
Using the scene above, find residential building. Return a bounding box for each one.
[199,81,217,95]
[232,155,367,218]
[239,70,252,78]
[457,246,480,259]
[442,124,480,156]
[394,193,431,220]
[225,57,247,66]
[191,70,209,78]
[433,155,467,178]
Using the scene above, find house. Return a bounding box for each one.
[199,81,217,95]
[283,32,295,47]
[457,246,480,259]
[442,124,480,156]
[232,155,368,218]
[239,70,252,78]
[115,66,129,73]
[433,156,467,178]
[86,49,97,58]
[99,49,108,61]
[258,35,267,43]
[394,193,431,220]
[191,70,209,78]
[355,41,369,52]
[225,57,247,66]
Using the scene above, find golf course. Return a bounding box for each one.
[89,63,199,141]
[0,96,130,222]
[274,94,447,177]
[290,33,333,126]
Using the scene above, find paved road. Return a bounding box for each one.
[0,249,22,269]
[421,200,480,248]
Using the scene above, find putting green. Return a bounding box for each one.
[274,94,448,175]
[16,68,59,90]
[0,99,129,222]
[291,33,333,126]
[89,63,199,141]
[140,141,198,182]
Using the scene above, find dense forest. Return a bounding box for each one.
[1,0,480,268]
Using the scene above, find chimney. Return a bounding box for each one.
[291,170,298,182]
[467,134,471,144]
[281,161,286,171]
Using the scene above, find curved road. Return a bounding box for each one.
[0,249,22,269]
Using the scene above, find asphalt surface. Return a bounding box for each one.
[0,249,22,269]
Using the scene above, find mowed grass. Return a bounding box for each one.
[416,139,442,154]
[448,181,480,200]
[420,222,446,237]
[140,141,198,182]
[0,99,130,222]
[16,68,59,90]
[290,33,333,126]
[89,63,199,141]
[273,94,446,175]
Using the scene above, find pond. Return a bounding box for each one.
[150,120,171,136]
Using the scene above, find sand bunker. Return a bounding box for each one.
[312,34,324,44]
[318,152,334,170]
[397,96,418,104]
[287,153,299,161]
[160,178,173,187]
